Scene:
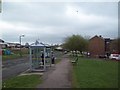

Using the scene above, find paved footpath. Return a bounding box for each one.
[37,55,72,88]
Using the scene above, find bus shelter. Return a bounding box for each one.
[29,40,52,71]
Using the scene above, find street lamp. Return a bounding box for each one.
[19,34,25,57]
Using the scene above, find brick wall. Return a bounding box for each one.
[89,35,105,57]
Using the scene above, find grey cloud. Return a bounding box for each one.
[72,2,118,18]
[1,2,118,44]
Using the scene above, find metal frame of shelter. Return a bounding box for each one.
[29,40,52,71]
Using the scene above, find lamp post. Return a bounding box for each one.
[19,35,25,57]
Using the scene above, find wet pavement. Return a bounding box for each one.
[2,57,29,68]
[2,57,29,80]
[37,55,72,88]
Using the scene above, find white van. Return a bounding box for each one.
[109,53,120,60]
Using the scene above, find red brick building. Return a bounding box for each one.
[89,35,105,57]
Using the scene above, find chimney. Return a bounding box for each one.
[99,35,102,37]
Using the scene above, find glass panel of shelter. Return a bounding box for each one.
[32,47,42,69]
[30,46,52,71]
[46,47,52,67]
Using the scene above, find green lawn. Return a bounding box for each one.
[2,75,42,88]
[71,57,118,88]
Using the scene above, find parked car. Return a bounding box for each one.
[99,55,107,58]
[109,53,120,60]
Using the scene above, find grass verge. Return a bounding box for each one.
[71,57,118,88]
[2,75,42,88]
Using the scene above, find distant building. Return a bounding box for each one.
[0,39,7,48]
[104,38,112,54]
[0,39,23,49]
[88,35,112,57]
[7,43,21,48]
[109,39,119,53]
[0,39,4,43]
[55,46,63,51]
[89,35,105,57]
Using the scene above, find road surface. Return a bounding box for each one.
[2,57,29,80]
[2,51,64,80]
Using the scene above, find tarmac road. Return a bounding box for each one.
[2,63,29,80]
[2,51,64,80]
[2,57,29,80]
[2,57,29,68]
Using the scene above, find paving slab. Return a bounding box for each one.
[37,56,72,88]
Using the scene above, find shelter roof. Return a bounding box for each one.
[30,40,50,48]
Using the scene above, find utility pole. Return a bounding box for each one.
[19,35,25,57]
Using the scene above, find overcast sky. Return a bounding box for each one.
[0,0,118,45]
